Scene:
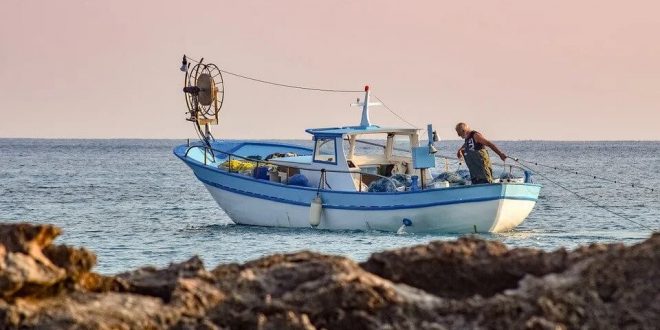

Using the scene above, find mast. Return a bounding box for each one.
[361,85,371,127]
[351,85,381,127]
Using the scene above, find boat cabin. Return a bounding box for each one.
[266,125,434,192]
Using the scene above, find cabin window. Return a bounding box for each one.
[314,138,336,163]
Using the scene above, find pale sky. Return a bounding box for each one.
[1,1,658,140]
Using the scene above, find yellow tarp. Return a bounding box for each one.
[219,159,257,172]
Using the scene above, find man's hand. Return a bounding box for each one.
[498,153,507,161]
[456,149,464,159]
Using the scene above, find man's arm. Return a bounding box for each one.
[456,146,465,159]
[473,132,507,161]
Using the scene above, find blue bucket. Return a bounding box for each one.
[254,166,270,180]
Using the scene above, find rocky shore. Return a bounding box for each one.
[1,223,658,329]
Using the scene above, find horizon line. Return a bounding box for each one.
[1,137,659,143]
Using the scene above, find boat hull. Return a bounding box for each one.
[176,144,541,233]
[203,182,537,233]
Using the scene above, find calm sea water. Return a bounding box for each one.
[1,139,658,274]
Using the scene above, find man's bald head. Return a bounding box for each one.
[455,122,470,138]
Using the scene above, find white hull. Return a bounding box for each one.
[204,183,536,233]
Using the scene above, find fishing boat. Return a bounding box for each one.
[173,57,541,233]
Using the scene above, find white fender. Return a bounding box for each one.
[309,196,323,227]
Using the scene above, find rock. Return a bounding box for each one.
[440,232,660,329]
[115,256,224,320]
[0,224,67,299]
[0,223,61,255]
[1,223,658,329]
[359,236,612,299]
[0,223,224,329]
[207,251,446,329]
[43,244,96,280]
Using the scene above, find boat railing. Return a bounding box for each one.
[183,144,399,192]
[352,138,528,174]
[438,155,527,178]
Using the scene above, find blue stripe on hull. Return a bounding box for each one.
[196,175,536,210]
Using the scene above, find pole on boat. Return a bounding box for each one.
[410,124,438,190]
[361,85,371,127]
[351,85,382,127]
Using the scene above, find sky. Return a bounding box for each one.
[1,1,658,140]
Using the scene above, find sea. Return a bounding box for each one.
[1,139,658,274]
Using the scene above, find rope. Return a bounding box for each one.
[373,96,419,129]
[184,55,361,93]
[184,56,420,127]
[316,169,326,195]
[516,158,655,193]
[513,159,656,232]
[218,69,362,93]
[324,171,332,190]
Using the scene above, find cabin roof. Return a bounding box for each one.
[305,125,418,137]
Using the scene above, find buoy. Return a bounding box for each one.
[397,218,413,235]
[309,196,322,227]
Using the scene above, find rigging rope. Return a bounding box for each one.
[218,69,362,93]
[184,55,361,93]
[184,56,420,127]
[373,96,419,129]
[512,159,656,232]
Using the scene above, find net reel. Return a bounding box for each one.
[181,55,225,144]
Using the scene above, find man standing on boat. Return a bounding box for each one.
[455,123,507,184]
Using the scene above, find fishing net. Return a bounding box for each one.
[499,172,517,180]
[499,171,525,183]
[391,174,412,189]
[434,171,469,185]
[367,174,411,192]
[367,179,397,192]
[456,169,471,181]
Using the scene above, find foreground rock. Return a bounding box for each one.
[0,223,658,329]
[359,236,615,299]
